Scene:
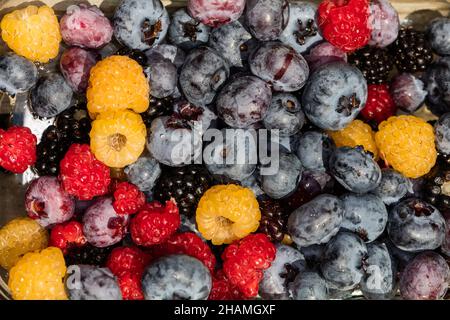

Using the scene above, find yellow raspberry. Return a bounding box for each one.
[0,217,48,270]
[1,5,61,63]
[87,55,150,117]
[328,120,379,160]
[8,247,67,300]
[90,110,147,168]
[196,185,261,245]
[375,115,437,178]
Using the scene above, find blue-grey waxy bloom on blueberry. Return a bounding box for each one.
[124,156,161,193]
[259,244,306,300]
[287,194,344,247]
[302,61,368,130]
[145,54,177,98]
[320,231,368,291]
[245,0,290,41]
[280,1,322,54]
[0,53,38,96]
[435,113,450,155]
[263,93,305,137]
[387,198,446,252]
[340,193,388,243]
[208,21,253,68]
[259,151,303,199]
[168,8,210,51]
[360,242,397,300]
[427,18,450,56]
[249,42,309,92]
[289,271,329,300]
[423,57,450,116]
[216,76,272,128]
[146,44,186,69]
[372,169,412,205]
[66,265,122,300]
[329,146,381,194]
[142,254,212,300]
[179,46,230,106]
[30,73,73,118]
[294,131,335,172]
[114,0,169,50]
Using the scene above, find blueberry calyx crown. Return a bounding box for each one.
[294,19,317,45]
[336,93,360,116]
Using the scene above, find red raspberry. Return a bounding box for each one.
[360,84,397,124]
[59,144,111,200]
[130,200,180,246]
[117,272,145,300]
[318,0,371,52]
[151,232,216,273]
[222,234,276,298]
[0,126,36,173]
[49,220,86,254]
[209,270,246,300]
[106,246,151,276]
[113,182,145,215]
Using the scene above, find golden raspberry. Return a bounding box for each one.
[8,247,67,300]
[375,115,437,178]
[196,185,261,245]
[328,119,379,160]
[87,55,150,117]
[90,110,147,168]
[0,217,48,270]
[1,5,61,63]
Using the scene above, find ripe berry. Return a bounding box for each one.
[0,126,36,173]
[113,182,145,215]
[360,84,396,125]
[49,221,86,254]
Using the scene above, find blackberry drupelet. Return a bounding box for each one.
[116,47,148,66]
[64,243,116,267]
[389,27,433,73]
[141,96,174,127]
[153,165,213,217]
[56,106,91,144]
[257,198,288,242]
[423,162,450,211]
[348,46,393,84]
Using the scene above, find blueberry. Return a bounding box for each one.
[423,57,450,116]
[208,21,253,68]
[302,61,368,130]
[124,156,161,193]
[427,18,450,56]
[30,73,73,118]
[216,76,272,128]
[435,113,450,155]
[372,169,412,205]
[263,93,305,137]
[299,244,325,270]
[259,151,303,199]
[390,73,427,113]
[146,44,186,69]
[279,2,322,54]
[144,54,178,98]
[249,42,309,92]
[66,265,122,300]
[114,0,169,50]
[245,0,289,41]
[259,244,306,300]
[360,242,396,300]
[204,129,257,181]
[289,271,329,300]
[304,42,348,73]
[294,131,335,172]
[387,198,446,252]
[0,53,38,96]
[340,193,388,243]
[400,251,450,300]
[287,194,344,247]
[320,231,368,290]
[168,8,210,50]
[441,211,450,257]
[329,147,381,194]
[179,47,230,106]
[239,173,265,198]
[142,254,212,300]
[383,236,418,272]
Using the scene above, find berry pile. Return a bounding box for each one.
[0,0,449,302]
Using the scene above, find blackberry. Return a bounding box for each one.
[153,165,213,217]
[116,47,148,66]
[283,174,323,213]
[257,198,288,242]
[141,96,174,127]
[64,243,116,267]
[348,46,393,84]
[33,105,91,176]
[423,161,450,211]
[389,27,434,73]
